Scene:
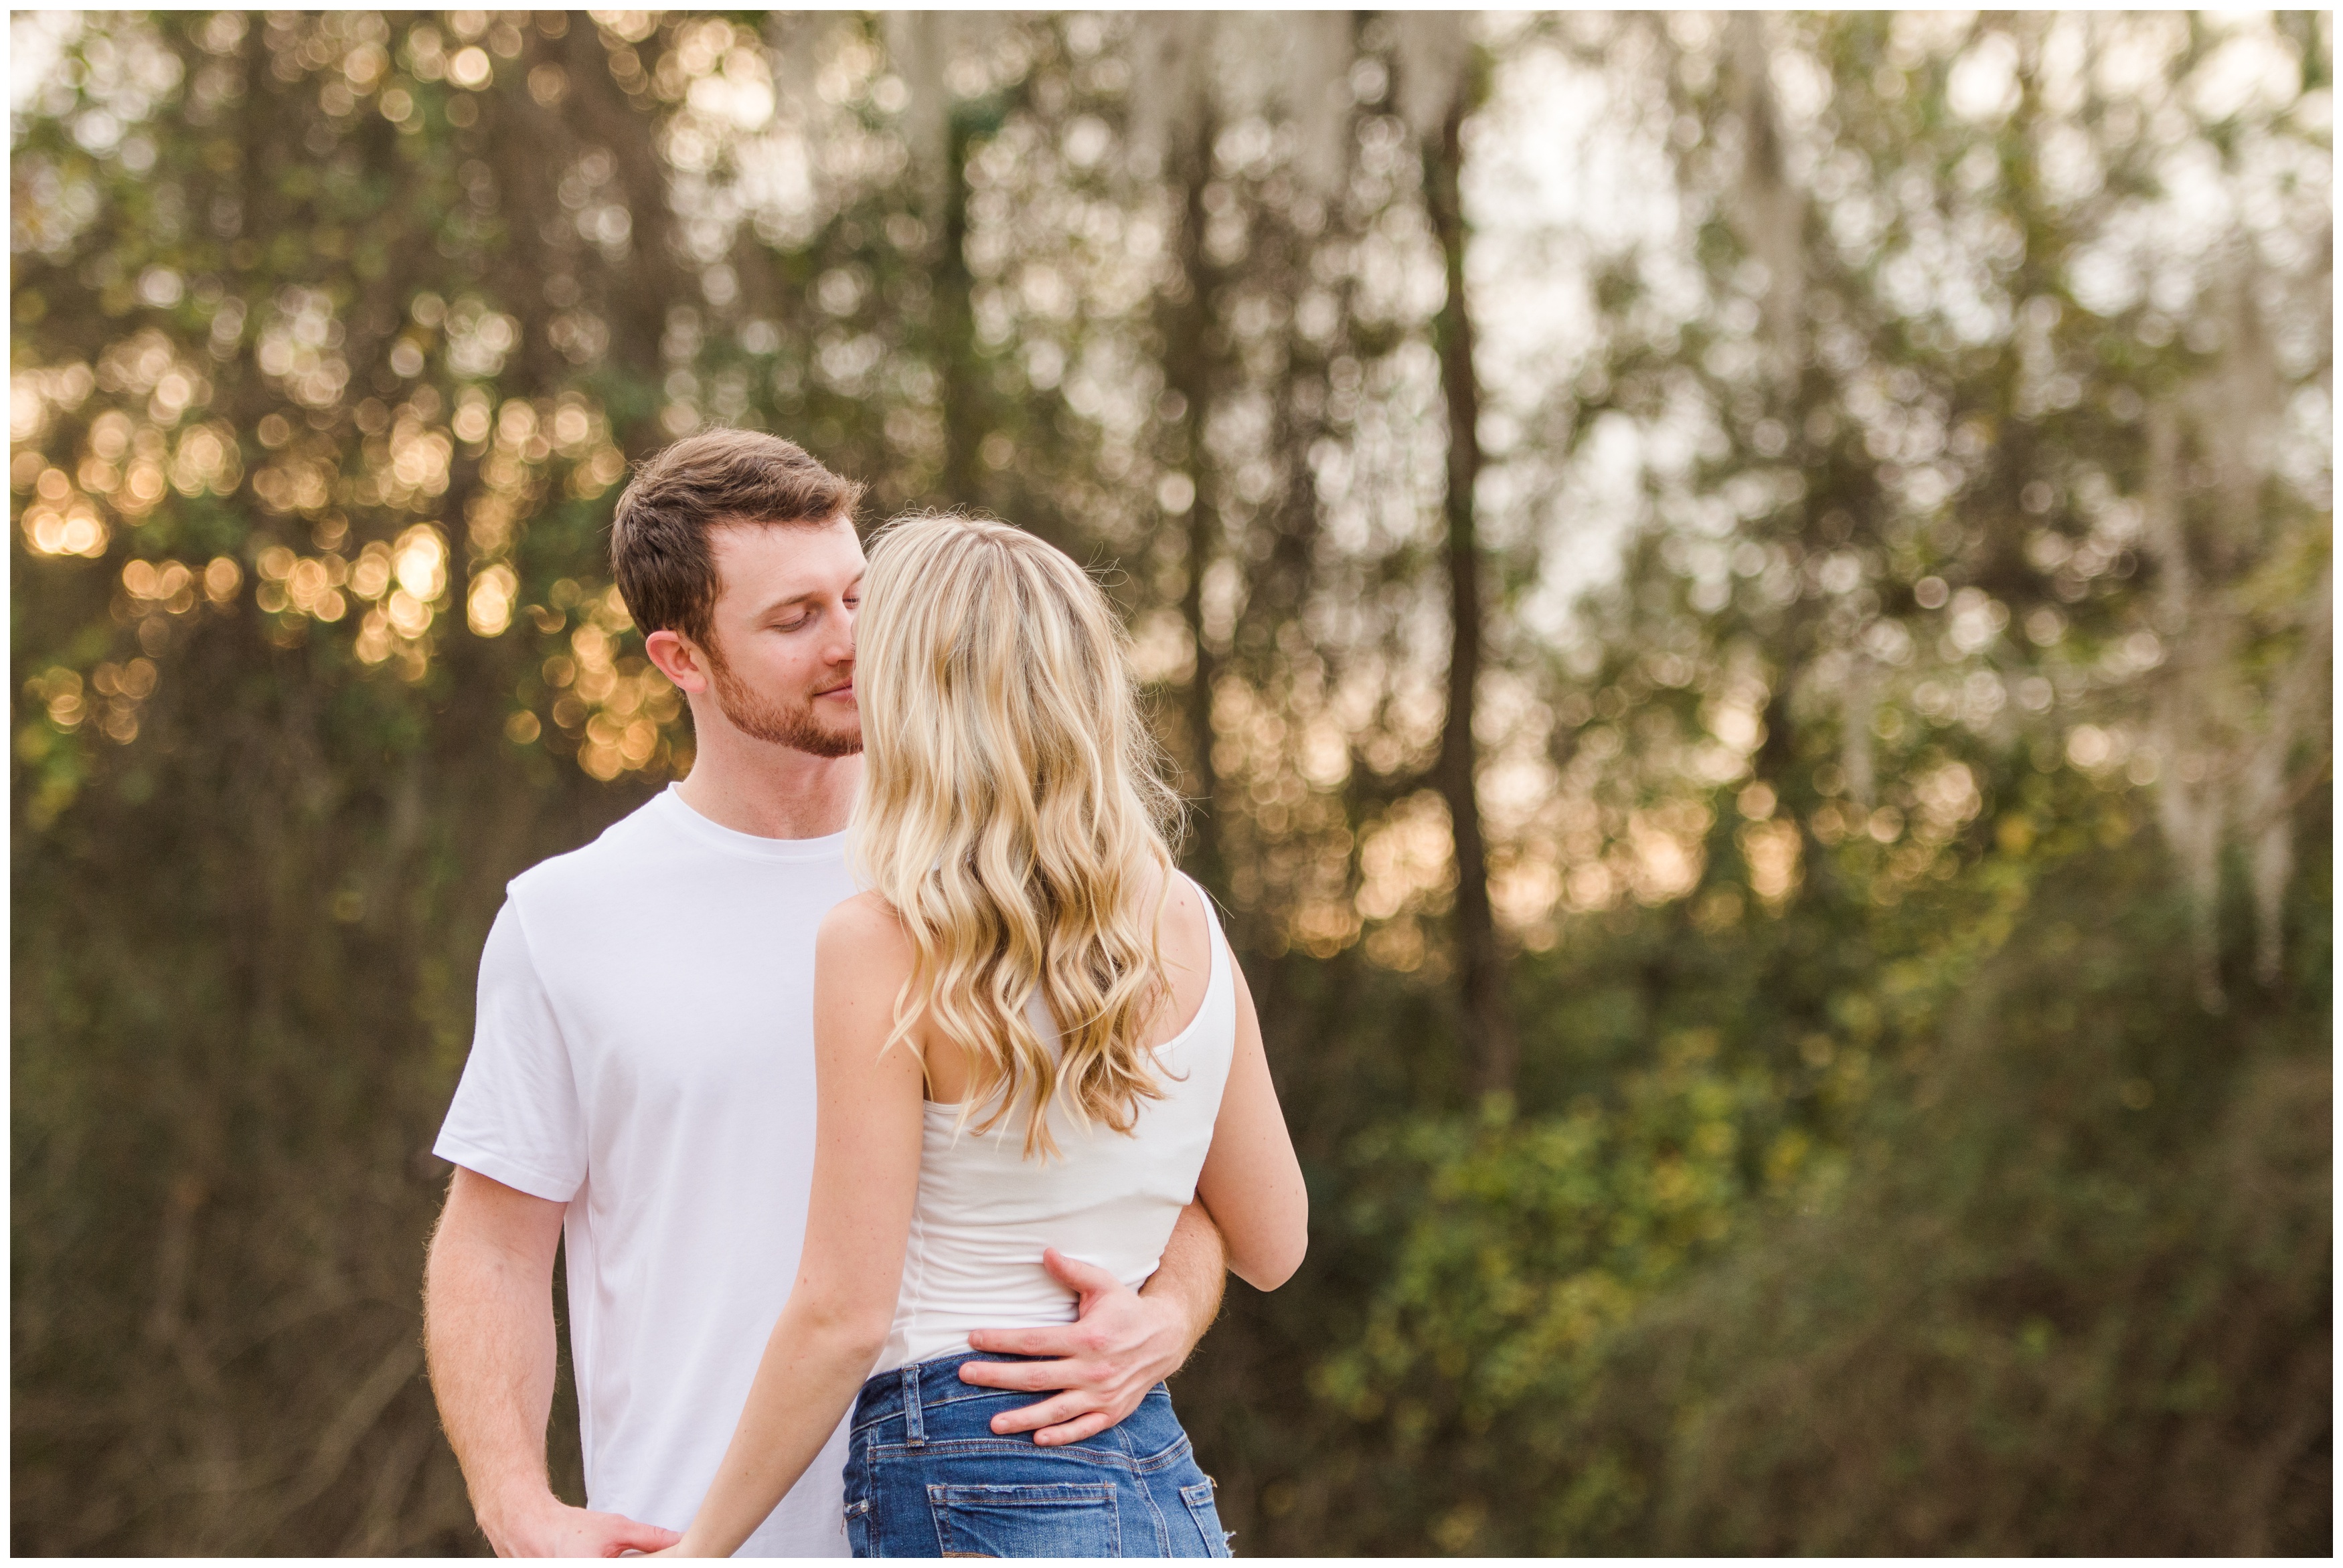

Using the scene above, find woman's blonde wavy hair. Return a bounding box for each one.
[850,511,1186,1158]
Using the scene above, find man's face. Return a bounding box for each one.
[697,517,864,758]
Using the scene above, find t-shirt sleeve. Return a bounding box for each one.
[433,897,588,1203]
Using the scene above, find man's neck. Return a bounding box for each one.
[673,732,861,841]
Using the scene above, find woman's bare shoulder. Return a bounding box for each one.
[1148,862,1215,1030]
[1156,865,1204,932]
[818,890,913,964]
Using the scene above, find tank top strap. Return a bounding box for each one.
[1178,871,1234,1034]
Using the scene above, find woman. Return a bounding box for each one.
[661,512,1308,1558]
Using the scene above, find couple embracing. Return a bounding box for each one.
[422,430,1307,1558]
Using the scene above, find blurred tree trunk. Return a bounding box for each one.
[1163,119,1224,893]
[1423,90,1516,1098]
[556,14,684,457]
[937,105,983,512]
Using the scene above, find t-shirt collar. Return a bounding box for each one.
[653,784,850,863]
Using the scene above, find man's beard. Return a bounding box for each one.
[704,644,862,759]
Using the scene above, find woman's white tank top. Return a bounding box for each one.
[876,879,1236,1373]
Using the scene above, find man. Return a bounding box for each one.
[423,430,1227,1557]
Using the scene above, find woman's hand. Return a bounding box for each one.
[640,1525,720,1557]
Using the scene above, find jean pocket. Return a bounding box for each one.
[1179,1480,1231,1559]
[926,1481,1119,1557]
[843,1496,872,1556]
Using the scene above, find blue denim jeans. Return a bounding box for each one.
[841,1351,1232,1557]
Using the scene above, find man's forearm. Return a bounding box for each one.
[1139,1199,1228,1363]
[423,1226,562,1543]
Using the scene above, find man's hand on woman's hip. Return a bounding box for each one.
[958,1205,1228,1447]
[957,1247,1194,1446]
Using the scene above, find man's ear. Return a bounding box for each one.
[644,628,712,695]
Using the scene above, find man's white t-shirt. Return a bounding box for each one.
[434,786,858,1557]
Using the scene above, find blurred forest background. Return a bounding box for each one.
[11,9,2332,1556]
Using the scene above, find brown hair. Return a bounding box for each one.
[609,428,864,645]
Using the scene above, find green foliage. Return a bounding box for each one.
[1268,778,2328,1554]
[1608,839,2328,1556]
[1323,1041,1787,1431]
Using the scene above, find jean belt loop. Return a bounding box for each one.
[902,1362,926,1448]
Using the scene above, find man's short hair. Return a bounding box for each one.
[609,428,864,646]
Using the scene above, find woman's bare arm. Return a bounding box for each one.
[667,897,926,1557]
[1193,956,1309,1290]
